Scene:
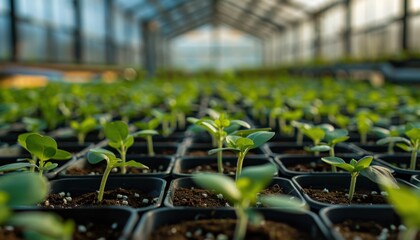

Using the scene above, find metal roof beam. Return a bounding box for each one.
[160,3,212,33]
[166,15,213,39]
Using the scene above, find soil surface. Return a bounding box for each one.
[41,188,157,208]
[334,219,420,240]
[172,184,287,208]
[0,222,123,240]
[303,188,387,204]
[64,161,167,176]
[149,219,312,240]
[181,162,237,174]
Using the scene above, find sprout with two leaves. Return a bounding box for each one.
[188,113,251,173]
[0,133,72,176]
[302,125,327,156]
[70,117,98,145]
[376,124,420,170]
[87,148,148,202]
[380,177,420,240]
[193,164,307,240]
[209,130,274,181]
[134,118,160,157]
[321,156,397,201]
[372,125,404,154]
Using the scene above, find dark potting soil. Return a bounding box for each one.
[180,162,237,175]
[41,188,156,208]
[172,184,285,208]
[149,219,311,240]
[303,188,387,205]
[65,161,166,176]
[334,219,420,240]
[287,162,335,172]
[0,222,122,240]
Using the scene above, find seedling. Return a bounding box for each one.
[193,164,307,240]
[134,118,160,156]
[188,113,251,173]
[377,124,420,170]
[87,148,148,202]
[307,129,350,172]
[303,126,326,156]
[291,121,310,145]
[22,117,46,133]
[0,133,72,176]
[355,111,379,144]
[0,172,74,239]
[104,121,134,174]
[321,156,397,201]
[209,130,274,180]
[380,178,420,240]
[70,117,98,145]
[373,126,404,154]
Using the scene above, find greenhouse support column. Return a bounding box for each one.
[344,0,352,56]
[105,0,114,65]
[402,0,409,51]
[313,14,321,60]
[73,0,82,63]
[9,0,17,61]
[142,20,158,77]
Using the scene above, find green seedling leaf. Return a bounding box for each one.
[237,164,276,202]
[87,148,116,164]
[8,212,74,239]
[377,137,411,146]
[307,145,330,152]
[236,138,254,150]
[0,163,36,172]
[355,156,373,170]
[26,134,57,161]
[193,173,241,203]
[396,143,413,152]
[0,192,11,224]
[104,121,129,143]
[231,128,272,137]
[17,133,33,150]
[321,157,354,172]
[132,130,159,137]
[124,135,134,149]
[259,195,308,212]
[247,131,274,148]
[319,124,335,133]
[52,149,72,160]
[406,128,420,142]
[230,120,251,129]
[303,127,325,142]
[208,147,238,155]
[195,119,217,135]
[0,172,49,206]
[371,127,390,138]
[42,162,58,171]
[114,160,148,169]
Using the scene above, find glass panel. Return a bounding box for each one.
[0,0,9,12]
[291,0,337,11]
[18,23,47,61]
[352,0,401,30]
[0,16,10,59]
[411,0,420,12]
[82,39,106,64]
[53,31,74,62]
[409,15,420,51]
[17,0,46,21]
[81,0,105,37]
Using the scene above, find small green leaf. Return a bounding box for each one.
[321,157,355,172]
[0,172,49,206]
[17,133,34,150]
[247,131,275,149]
[325,129,348,142]
[231,128,272,137]
[371,127,390,138]
[115,160,148,169]
[124,135,134,149]
[0,163,36,172]
[355,156,373,169]
[42,162,58,171]
[26,134,57,161]
[259,195,308,212]
[236,138,254,150]
[377,137,411,146]
[331,136,350,145]
[303,127,325,142]
[208,147,238,155]
[87,148,116,164]
[396,143,413,152]
[308,145,330,152]
[104,121,129,143]
[132,130,159,138]
[230,120,251,129]
[237,164,276,202]
[226,135,241,148]
[52,149,72,160]
[193,173,241,203]
[195,119,217,135]
[406,128,420,142]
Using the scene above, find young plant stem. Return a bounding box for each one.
[29,156,37,172]
[177,112,185,129]
[400,228,418,240]
[329,146,337,172]
[98,164,112,202]
[77,133,84,145]
[235,151,247,181]
[348,173,358,201]
[410,140,418,170]
[38,160,44,176]
[361,133,367,145]
[120,145,127,174]
[146,136,155,157]
[387,142,395,155]
[278,118,286,135]
[234,207,248,240]
[296,130,303,145]
[217,137,224,173]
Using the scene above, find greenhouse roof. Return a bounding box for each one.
[115,0,343,38]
